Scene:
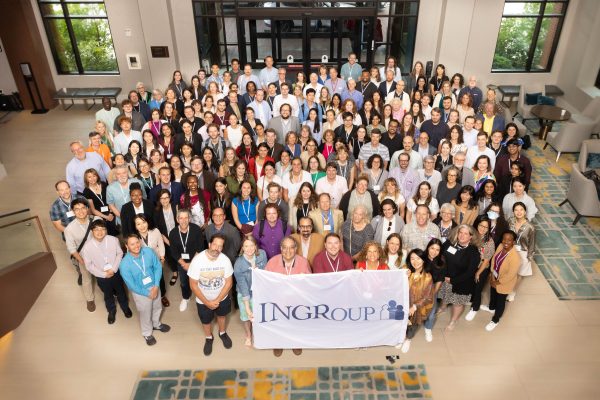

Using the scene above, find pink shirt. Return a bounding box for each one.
[265,255,312,275]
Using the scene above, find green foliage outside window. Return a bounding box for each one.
[39,1,118,74]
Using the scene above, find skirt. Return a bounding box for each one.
[237,293,253,322]
[440,281,471,305]
[517,249,533,276]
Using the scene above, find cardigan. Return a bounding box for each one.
[291,233,325,266]
[442,240,480,295]
[489,245,521,294]
[338,189,380,220]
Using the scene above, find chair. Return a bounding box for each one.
[570,97,600,136]
[543,121,595,162]
[504,107,527,137]
[517,83,545,122]
[559,139,600,224]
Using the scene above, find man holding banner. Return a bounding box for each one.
[311,233,354,273]
[264,236,311,356]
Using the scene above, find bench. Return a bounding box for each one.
[54,87,122,110]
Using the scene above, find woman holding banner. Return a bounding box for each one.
[233,237,268,347]
[356,241,388,270]
[397,248,433,353]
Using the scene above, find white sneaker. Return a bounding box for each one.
[479,305,494,313]
[179,299,189,312]
[465,309,477,321]
[394,341,404,349]
[485,321,498,331]
[424,328,433,342]
[400,339,411,353]
[507,292,516,302]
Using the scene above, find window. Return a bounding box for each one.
[492,0,568,72]
[38,0,118,74]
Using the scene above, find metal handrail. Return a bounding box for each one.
[0,216,50,253]
[0,209,30,220]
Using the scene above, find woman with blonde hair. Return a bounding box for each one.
[383,233,407,270]
[378,177,406,219]
[218,147,239,178]
[95,120,115,154]
[355,241,388,270]
[342,205,375,260]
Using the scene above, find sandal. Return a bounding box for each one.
[445,321,457,332]
[169,274,178,286]
[161,297,170,307]
[244,337,252,347]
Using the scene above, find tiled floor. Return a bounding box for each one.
[0,109,599,400]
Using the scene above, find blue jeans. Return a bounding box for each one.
[424,296,439,330]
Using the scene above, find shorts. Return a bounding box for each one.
[196,296,231,324]
[237,293,253,322]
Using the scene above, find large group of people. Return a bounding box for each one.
[51,53,538,355]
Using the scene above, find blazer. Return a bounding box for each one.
[153,203,178,237]
[413,143,437,156]
[476,113,506,134]
[370,215,405,244]
[120,200,155,237]
[489,245,521,294]
[338,189,381,220]
[378,80,397,98]
[272,80,293,95]
[141,228,165,259]
[334,124,359,144]
[149,182,183,206]
[451,200,479,226]
[268,116,301,144]
[181,170,216,194]
[309,208,344,236]
[291,232,325,266]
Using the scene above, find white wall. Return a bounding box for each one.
[0,37,18,95]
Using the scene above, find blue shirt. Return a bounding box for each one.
[340,62,362,82]
[119,247,162,296]
[66,152,110,195]
[341,89,364,110]
[232,197,259,225]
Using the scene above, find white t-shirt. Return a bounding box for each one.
[315,175,348,208]
[282,171,312,201]
[187,251,233,304]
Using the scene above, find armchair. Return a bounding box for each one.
[559,139,600,224]
[517,83,545,122]
[543,121,595,162]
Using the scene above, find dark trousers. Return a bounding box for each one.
[489,287,508,323]
[159,275,166,298]
[471,268,490,311]
[178,265,192,300]
[164,244,178,273]
[96,272,129,313]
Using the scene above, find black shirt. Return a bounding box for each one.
[168,224,205,263]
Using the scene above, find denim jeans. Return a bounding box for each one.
[178,265,192,300]
[424,296,439,330]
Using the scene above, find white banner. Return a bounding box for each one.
[251,269,409,349]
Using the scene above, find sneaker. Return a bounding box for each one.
[507,292,516,302]
[123,308,133,318]
[179,299,189,312]
[292,349,303,356]
[273,348,283,357]
[479,305,494,314]
[465,309,477,321]
[424,328,433,342]
[485,321,498,331]
[77,273,83,286]
[401,339,411,353]
[153,324,171,333]
[86,301,96,312]
[203,337,214,356]
[219,332,233,349]
[144,335,157,346]
[107,310,116,324]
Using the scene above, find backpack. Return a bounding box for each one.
[259,219,288,238]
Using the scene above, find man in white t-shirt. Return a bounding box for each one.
[315,162,349,208]
[466,131,496,169]
[462,115,478,148]
[188,233,233,356]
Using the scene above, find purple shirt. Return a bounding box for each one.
[389,167,419,200]
[252,219,292,259]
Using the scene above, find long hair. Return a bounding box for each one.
[356,241,386,264]
[182,175,207,210]
[455,185,477,209]
[405,248,429,273]
[425,238,445,272]
[293,182,318,209]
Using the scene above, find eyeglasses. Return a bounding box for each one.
[387,221,393,231]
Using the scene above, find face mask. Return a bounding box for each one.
[487,211,499,220]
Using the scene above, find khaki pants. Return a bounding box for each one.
[132,292,163,337]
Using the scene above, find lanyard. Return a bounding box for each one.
[216,195,225,209]
[371,169,383,185]
[311,174,319,187]
[132,253,147,276]
[59,197,72,210]
[119,184,129,203]
[326,253,340,272]
[141,176,153,189]
[301,203,309,218]
[152,121,161,133]
[360,82,369,95]
[494,250,510,273]
[338,163,348,178]
[321,210,331,225]
[241,198,251,220]
[178,229,189,253]
[175,83,182,97]
[91,187,105,206]
[282,256,296,276]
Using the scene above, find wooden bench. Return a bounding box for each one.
[54,87,122,110]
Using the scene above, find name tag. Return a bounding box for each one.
[515,245,522,252]
[103,263,112,271]
[100,206,109,213]
[166,154,172,159]
[441,237,447,243]
[447,246,457,254]
[220,125,226,131]
[492,269,499,279]
[142,276,152,285]
[181,253,190,260]
[66,211,75,218]
[373,185,380,192]
[324,224,332,231]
